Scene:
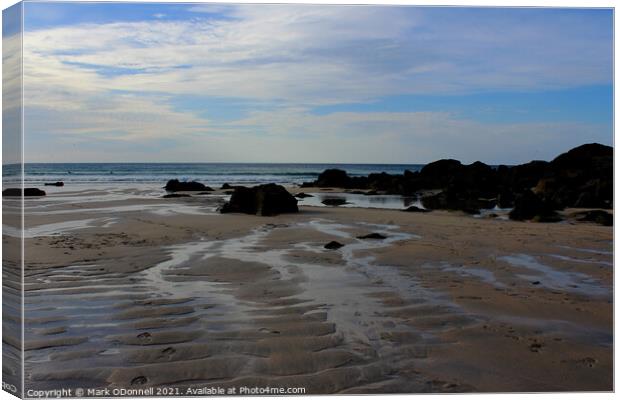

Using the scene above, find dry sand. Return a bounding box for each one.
[3,186,613,393]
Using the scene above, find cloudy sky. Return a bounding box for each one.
[8,2,614,163]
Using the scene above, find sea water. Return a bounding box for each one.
[19,163,424,187]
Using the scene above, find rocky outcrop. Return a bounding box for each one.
[357,233,387,240]
[572,210,613,226]
[162,194,191,198]
[310,169,352,188]
[535,143,612,209]
[2,188,46,197]
[301,143,612,221]
[44,182,64,187]
[164,179,213,192]
[324,241,344,250]
[508,190,561,222]
[421,185,496,214]
[321,198,348,206]
[220,184,298,216]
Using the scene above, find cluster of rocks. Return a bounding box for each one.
[302,143,612,223]
[2,188,46,197]
[164,179,214,192]
[3,181,66,197]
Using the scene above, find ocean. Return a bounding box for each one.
[18,163,425,187]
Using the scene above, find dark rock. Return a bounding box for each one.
[572,210,613,226]
[419,159,463,188]
[551,143,612,170]
[357,233,387,240]
[367,172,403,193]
[535,143,613,209]
[347,190,366,195]
[497,161,550,193]
[3,188,46,197]
[364,190,379,196]
[402,206,430,213]
[164,179,212,192]
[196,192,213,195]
[44,182,64,187]
[25,188,46,196]
[220,184,298,216]
[295,192,313,198]
[162,194,191,198]
[421,186,492,214]
[321,198,348,206]
[224,190,234,195]
[324,241,344,250]
[315,169,351,187]
[302,143,611,213]
[221,183,233,189]
[509,190,560,222]
[497,189,516,209]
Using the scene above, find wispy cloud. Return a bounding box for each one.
[19,4,613,162]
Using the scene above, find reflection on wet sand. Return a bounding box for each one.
[14,186,614,393]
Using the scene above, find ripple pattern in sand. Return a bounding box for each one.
[24,220,475,393]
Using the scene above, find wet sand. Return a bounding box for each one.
[5,186,613,393]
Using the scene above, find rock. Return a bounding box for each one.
[321,198,348,206]
[196,192,213,195]
[421,187,491,214]
[2,188,46,197]
[357,233,387,240]
[164,179,212,192]
[367,172,403,193]
[402,206,430,213]
[25,188,46,196]
[497,189,516,209]
[315,169,351,187]
[572,210,613,226]
[44,182,64,187]
[162,194,191,198]
[551,143,612,170]
[220,184,298,216]
[295,192,313,198]
[419,159,463,188]
[508,190,560,222]
[534,143,613,209]
[301,143,610,211]
[221,183,233,190]
[324,241,344,250]
[497,161,549,193]
[364,190,379,196]
[224,190,234,195]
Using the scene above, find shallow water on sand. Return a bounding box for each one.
[498,254,610,297]
[23,218,472,390]
[298,192,424,210]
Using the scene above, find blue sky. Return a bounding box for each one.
[9,2,614,163]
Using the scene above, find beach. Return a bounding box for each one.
[4,183,612,393]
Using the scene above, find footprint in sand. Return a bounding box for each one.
[136,332,152,343]
[529,342,544,353]
[131,376,148,385]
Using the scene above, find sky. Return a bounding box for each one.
[4,2,614,164]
